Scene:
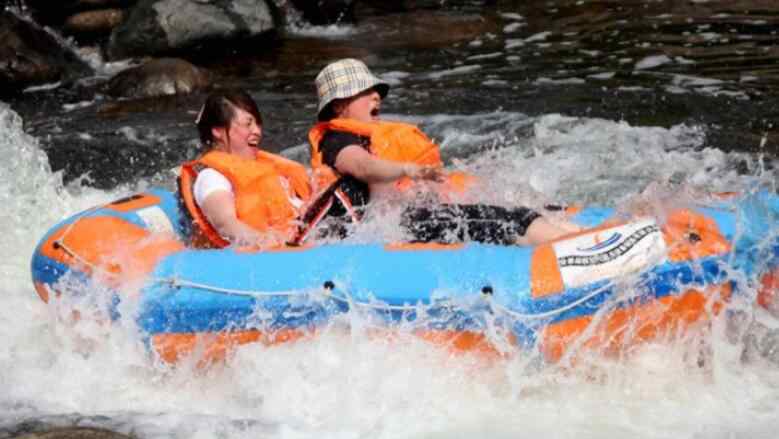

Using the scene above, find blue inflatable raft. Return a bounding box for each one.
[30,188,779,363]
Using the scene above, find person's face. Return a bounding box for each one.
[212,107,262,158]
[336,88,381,122]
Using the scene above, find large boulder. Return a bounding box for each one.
[105,57,210,98]
[0,11,92,96]
[107,0,275,60]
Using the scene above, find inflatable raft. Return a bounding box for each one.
[30,188,779,364]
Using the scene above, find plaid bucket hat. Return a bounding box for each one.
[315,59,390,120]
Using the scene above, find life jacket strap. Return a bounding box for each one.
[290,178,363,245]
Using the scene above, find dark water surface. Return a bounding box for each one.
[8,0,779,188]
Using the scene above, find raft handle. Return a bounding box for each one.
[163,277,182,289]
[687,232,702,243]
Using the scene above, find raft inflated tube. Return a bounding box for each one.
[31,192,187,303]
[30,188,779,364]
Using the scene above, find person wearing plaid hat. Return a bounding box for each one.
[305,59,580,245]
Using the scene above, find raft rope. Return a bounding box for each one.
[52,211,615,321]
[52,214,428,312]
[157,277,425,312]
[53,237,102,274]
[54,223,613,320]
[148,275,615,320]
[52,207,118,277]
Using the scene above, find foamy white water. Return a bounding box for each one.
[2,102,779,438]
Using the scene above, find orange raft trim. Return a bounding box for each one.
[151,329,312,365]
[151,328,515,365]
[412,329,515,360]
[540,283,733,363]
[662,209,732,262]
[530,243,565,299]
[38,215,184,299]
[104,193,162,213]
[758,268,779,311]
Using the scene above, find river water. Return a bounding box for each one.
[3,1,779,438]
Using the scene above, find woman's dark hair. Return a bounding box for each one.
[195,89,263,146]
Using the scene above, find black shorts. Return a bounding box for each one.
[401,203,542,245]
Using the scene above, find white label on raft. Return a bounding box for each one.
[553,218,667,289]
[136,206,175,235]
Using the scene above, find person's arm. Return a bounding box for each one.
[199,190,270,246]
[334,144,444,183]
[194,169,268,245]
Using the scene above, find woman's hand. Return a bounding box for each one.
[402,163,446,182]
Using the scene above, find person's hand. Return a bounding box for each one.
[402,163,446,182]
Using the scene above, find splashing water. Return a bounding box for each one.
[2,102,779,438]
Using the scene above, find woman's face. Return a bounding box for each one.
[213,107,262,158]
[336,88,381,122]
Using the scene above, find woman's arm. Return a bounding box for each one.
[199,190,269,246]
[334,144,443,183]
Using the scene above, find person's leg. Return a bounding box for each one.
[469,204,580,246]
[517,216,579,246]
[401,204,535,245]
[400,204,462,243]
[401,203,582,246]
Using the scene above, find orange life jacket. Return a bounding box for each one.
[179,150,312,248]
[308,119,475,194]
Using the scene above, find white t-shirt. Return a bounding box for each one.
[193,168,305,210]
[193,168,233,207]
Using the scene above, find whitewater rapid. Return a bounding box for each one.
[2,101,779,439]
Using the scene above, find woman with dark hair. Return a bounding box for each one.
[179,89,312,248]
[308,59,580,246]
